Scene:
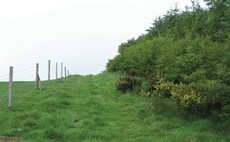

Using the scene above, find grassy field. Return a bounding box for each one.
[0,72,229,142]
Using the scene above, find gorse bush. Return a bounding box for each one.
[107,1,230,119]
[171,83,204,110]
[153,80,230,117]
[153,82,173,98]
[116,76,141,93]
[154,82,205,115]
[129,68,137,77]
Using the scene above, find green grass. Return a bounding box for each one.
[0,72,229,142]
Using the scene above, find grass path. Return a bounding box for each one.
[0,72,229,142]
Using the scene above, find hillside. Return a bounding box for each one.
[0,72,229,142]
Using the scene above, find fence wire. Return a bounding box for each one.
[0,60,72,110]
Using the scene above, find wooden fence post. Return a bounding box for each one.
[48,60,51,82]
[61,62,63,78]
[8,66,13,111]
[56,62,58,80]
[36,63,41,90]
[65,67,66,77]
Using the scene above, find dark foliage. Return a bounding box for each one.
[116,76,141,93]
[107,1,230,119]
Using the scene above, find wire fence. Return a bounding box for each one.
[0,60,72,110]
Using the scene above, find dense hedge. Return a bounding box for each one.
[107,1,230,118]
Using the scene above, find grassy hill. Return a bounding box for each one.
[0,72,229,142]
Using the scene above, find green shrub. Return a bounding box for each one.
[154,82,205,114]
[154,82,174,98]
[154,81,230,118]
[171,83,205,115]
[107,4,230,119]
[129,68,137,76]
[191,80,230,117]
[116,76,141,93]
[147,73,156,92]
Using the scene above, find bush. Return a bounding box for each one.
[153,82,174,98]
[116,76,141,93]
[171,83,205,115]
[107,5,230,119]
[147,74,156,92]
[191,80,230,117]
[154,82,205,115]
[129,68,137,76]
[154,81,230,118]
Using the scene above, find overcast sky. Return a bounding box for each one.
[0,0,205,80]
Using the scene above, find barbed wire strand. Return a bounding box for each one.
[0,60,73,110]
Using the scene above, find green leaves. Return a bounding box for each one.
[107,0,230,118]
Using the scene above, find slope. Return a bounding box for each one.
[0,72,229,142]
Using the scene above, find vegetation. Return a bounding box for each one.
[0,73,229,141]
[116,76,141,93]
[0,1,229,141]
[107,0,230,119]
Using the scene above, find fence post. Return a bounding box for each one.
[36,63,41,90]
[56,62,58,80]
[67,70,69,77]
[48,60,51,82]
[8,66,13,111]
[61,62,63,78]
[65,67,66,77]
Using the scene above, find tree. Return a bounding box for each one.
[205,0,230,42]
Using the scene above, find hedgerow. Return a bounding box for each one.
[107,1,230,119]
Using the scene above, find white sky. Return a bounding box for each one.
[0,0,205,80]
